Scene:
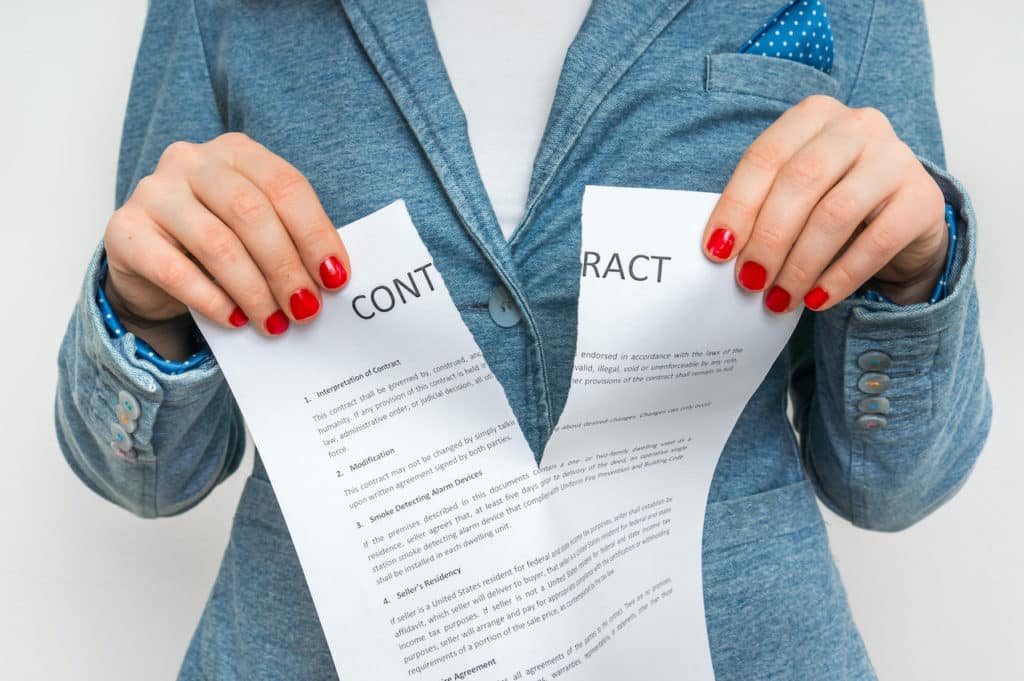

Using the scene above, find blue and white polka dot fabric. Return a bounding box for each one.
[859,204,958,306]
[96,254,212,374]
[742,0,835,74]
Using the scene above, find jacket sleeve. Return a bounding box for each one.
[54,0,247,518]
[788,0,992,531]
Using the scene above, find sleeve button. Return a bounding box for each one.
[110,423,134,451]
[111,442,137,460]
[857,351,891,372]
[857,372,890,394]
[856,414,888,430]
[857,396,890,415]
[116,404,138,433]
[117,390,140,421]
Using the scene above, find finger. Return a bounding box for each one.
[111,210,244,330]
[735,120,867,306]
[768,146,913,312]
[812,183,934,307]
[217,133,351,290]
[138,176,290,336]
[187,159,322,325]
[702,95,842,263]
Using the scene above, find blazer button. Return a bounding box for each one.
[856,414,888,430]
[117,390,141,421]
[857,351,891,372]
[857,396,890,415]
[488,285,522,328]
[857,372,890,394]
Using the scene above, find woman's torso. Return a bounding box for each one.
[178,1,877,678]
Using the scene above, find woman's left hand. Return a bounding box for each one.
[701,94,949,312]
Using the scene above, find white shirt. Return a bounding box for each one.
[425,0,592,240]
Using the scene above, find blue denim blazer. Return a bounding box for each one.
[54,1,992,679]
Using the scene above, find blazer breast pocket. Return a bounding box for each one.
[704,51,840,106]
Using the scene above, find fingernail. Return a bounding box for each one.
[320,255,348,289]
[290,288,320,320]
[705,227,735,259]
[738,261,768,291]
[765,286,791,313]
[804,287,829,310]
[228,306,248,327]
[265,310,289,335]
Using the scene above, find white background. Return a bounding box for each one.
[0,2,1020,679]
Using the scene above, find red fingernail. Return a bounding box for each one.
[265,310,289,335]
[804,287,829,310]
[706,227,735,259]
[228,306,248,327]
[765,286,791,313]
[738,261,768,291]
[290,288,320,320]
[320,256,348,289]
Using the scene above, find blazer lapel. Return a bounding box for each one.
[511,0,695,245]
[337,0,695,252]
[337,0,513,268]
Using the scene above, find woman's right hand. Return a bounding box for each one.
[103,132,351,340]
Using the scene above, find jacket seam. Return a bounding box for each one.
[187,0,226,129]
[843,0,878,105]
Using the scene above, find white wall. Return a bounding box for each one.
[0,2,1019,679]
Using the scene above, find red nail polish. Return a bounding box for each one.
[265,310,289,335]
[706,227,735,259]
[804,287,829,310]
[738,261,768,291]
[320,256,348,289]
[765,286,791,313]
[290,288,320,320]
[228,306,248,327]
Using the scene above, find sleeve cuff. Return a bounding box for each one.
[95,249,212,374]
[856,202,957,306]
[80,240,223,403]
[823,155,977,332]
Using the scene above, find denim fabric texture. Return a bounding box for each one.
[54,0,992,679]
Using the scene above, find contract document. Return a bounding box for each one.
[191,187,801,681]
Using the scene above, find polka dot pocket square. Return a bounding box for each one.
[740,0,834,74]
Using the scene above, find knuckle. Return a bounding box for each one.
[798,94,838,114]
[160,140,197,166]
[817,189,859,229]
[750,222,786,251]
[741,142,785,174]
[245,284,278,312]
[264,168,308,204]
[265,254,303,286]
[866,225,899,259]
[781,155,824,190]
[228,187,269,222]
[154,258,189,293]
[106,207,135,238]
[830,261,859,290]
[850,106,890,131]
[131,174,160,201]
[716,192,758,224]
[780,258,814,286]
[217,131,251,148]
[198,225,238,264]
